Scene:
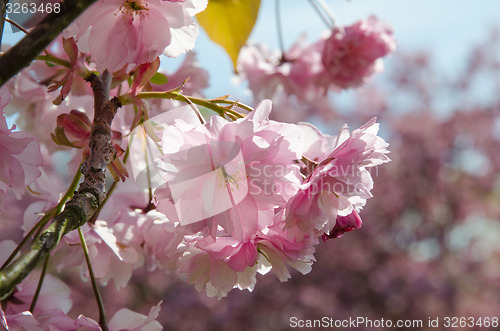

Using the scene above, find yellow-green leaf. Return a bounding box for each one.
[197,0,261,71]
[150,72,168,85]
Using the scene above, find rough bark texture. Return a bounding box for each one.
[0,73,121,300]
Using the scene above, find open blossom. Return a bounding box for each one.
[0,89,43,204]
[2,273,72,316]
[175,210,317,298]
[1,279,161,331]
[286,118,390,238]
[153,100,301,241]
[0,266,99,330]
[146,101,391,298]
[1,306,162,330]
[322,16,396,89]
[65,0,208,72]
[107,301,162,331]
[237,36,325,102]
[147,100,322,297]
[58,214,145,289]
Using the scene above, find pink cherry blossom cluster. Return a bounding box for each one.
[238,15,396,101]
[139,100,390,298]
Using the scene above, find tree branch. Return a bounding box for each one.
[0,0,97,87]
[0,0,7,47]
[0,73,121,301]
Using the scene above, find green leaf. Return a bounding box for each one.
[150,72,168,85]
[197,0,261,71]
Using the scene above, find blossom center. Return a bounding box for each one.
[121,0,149,16]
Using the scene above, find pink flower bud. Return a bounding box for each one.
[52,109,91,148]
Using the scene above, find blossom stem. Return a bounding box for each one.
[36,54,72,68]
[78,227,108,331]
[177,93,206,124]
[28,255,50,313]
[134,91,251,119]
[5,17,30,35]
[275,0,286,61]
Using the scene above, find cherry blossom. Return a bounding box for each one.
[2,274,72,316]
[153,100,300,241]
[285,118,390,238]
[65,0,208,73]
[237,36,326,102]
[321,15,396,89]
[58,214,145,289]
[108,301,163,331]
[144,101,391,298]
[1,294,161,331]
[3,67,94,149]
[0,89,43,205]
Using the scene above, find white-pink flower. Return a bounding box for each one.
[0,89,43,205]
[177,211,317,298]
[65,0,208,73]
[321,15,396,89]
[177,238,261,299]
[153,100,301,242]
[237,36,326,102]
[57,202,146,289]
[108,301,163,331]
[286,118,390,238]
[2,272,72,317]
[1,296,161,331]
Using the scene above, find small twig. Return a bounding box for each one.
[78,227,108,331]
[135,91,251,119]
[36,54,72,68]
[29,255,50,313]
[275,0,286,62]
[5,18,30,35]
[0,0,98,87]
[177,93,206,124]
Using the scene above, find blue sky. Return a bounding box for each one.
[193,0,500,99]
